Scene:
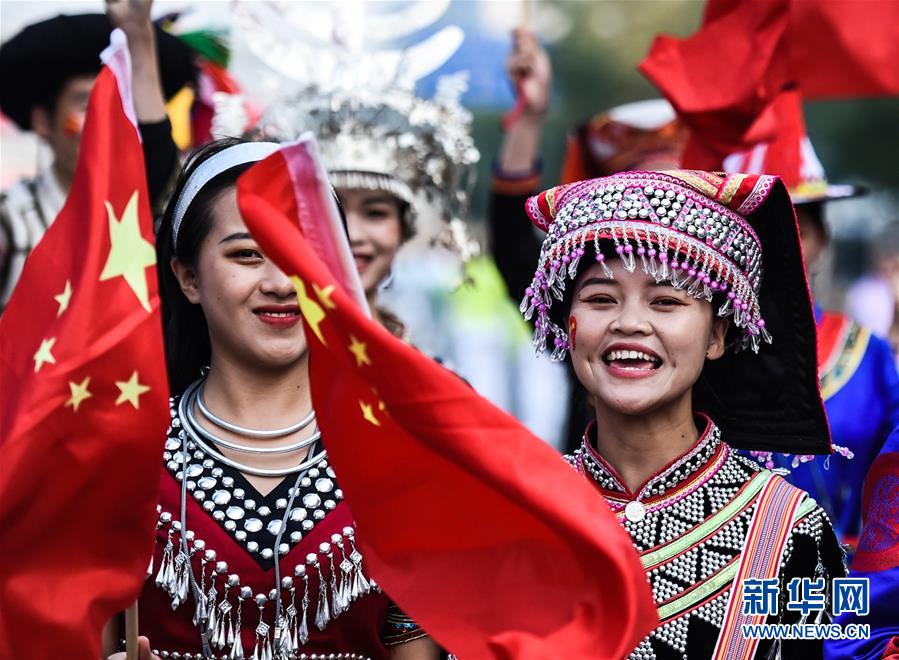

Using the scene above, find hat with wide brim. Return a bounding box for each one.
[0,14,197,130]
[722,91,868,208]
[561,98,688,184]
[521,169,830,455]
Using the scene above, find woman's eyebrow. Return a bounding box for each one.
[219,232,253,244]
[578,277,616,288]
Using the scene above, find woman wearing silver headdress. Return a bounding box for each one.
[104,139,438,660]
[251,77,479,342]
[522,170,846,658]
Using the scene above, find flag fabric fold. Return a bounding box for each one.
[236,139,657,659]
[640,0,899,169]
[0,30,169,658]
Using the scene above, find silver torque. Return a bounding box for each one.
[197,381,315,438]
[179,380,327,477]
[188,386,320,455]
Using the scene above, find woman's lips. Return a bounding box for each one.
[254,309,301,328]
[603,361,659,379]
[353,255,372,273]
[601,348,662,379]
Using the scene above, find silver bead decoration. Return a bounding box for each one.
[261,548,274,559]
[212,490,231,505]
[303,493,321,508]
[225,506,245,520]
[267,520,283,535]
[204,501,217,515]
[315,478,334,493]
[244,518,263,533]
[197,476,216,490]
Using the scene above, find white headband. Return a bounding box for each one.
[171,142,280,249]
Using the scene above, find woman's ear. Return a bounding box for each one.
[170,257,200,304]
[706,317,729,360]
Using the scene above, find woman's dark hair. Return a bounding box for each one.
[157,137,257,395]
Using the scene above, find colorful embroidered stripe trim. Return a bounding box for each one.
[820,321,870,400]
[712,476,806,660]
[657,558,739,622]
[640,471,771,570]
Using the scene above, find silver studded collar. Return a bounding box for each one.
[576,415,724,502]
[164,398,343,570]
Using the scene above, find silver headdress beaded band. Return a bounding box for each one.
[522,170,777,361]
[171,142,280,250]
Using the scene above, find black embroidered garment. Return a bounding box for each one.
[135,397,426,659]
[565,415,847,659]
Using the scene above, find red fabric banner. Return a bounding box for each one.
[640,0,899,168]
[236,145,657,659]
[0,34,169,658]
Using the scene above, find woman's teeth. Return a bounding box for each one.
[604,349,661,365]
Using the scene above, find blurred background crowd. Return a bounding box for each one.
[2,0,897,452]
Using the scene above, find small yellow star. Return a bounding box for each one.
[348,335,371,367]
[99,191,156,312]
[291,276,327,345]
[360,400,381,427]
[54,280,72,317]
[33,337,57,373]
[65,377,93,412]
[313,283,337,309]
[115,370,151,409]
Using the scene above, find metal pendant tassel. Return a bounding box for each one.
[155,534,174,589]
[315,581,330,630]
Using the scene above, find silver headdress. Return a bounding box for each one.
[216,0,481,259]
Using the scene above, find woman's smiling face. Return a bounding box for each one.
[567,258,728,418]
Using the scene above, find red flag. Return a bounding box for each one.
[640,0,899,169]
[236,140,657,659]
[0,31,169,658]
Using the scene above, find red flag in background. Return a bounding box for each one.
[0,31,169,658]
[640,0,899,169]
[236,138,657,659]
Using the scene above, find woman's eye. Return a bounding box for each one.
[584,294,615,304]
[653,297,683,306]
[365,208,391,219]
[230,249,262,260]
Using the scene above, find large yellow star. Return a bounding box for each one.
[115,370,151,409]
[65,377,93,412]
[99,191,156,312]
[291,276,327,345]
[33,337,57,373]
[54,280,72,317]
[348,335,371,367]
[359,400,381,427]
[313,283,337,309]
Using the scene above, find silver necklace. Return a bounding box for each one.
[197,381,316,438]
[179,379,327,477]
[187,383,321,455]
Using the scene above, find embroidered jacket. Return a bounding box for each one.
[777,309,899,546]
[135,398,425,659]
[566,415,847,659]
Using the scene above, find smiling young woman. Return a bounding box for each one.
[521,170,846,659]
[104,139,439,660]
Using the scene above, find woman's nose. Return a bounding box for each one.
[609,301,652,335]
[260,262,297,298]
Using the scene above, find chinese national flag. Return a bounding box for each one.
[0,32,169,658]
[236,138,657,659]
[640,0,899,169]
